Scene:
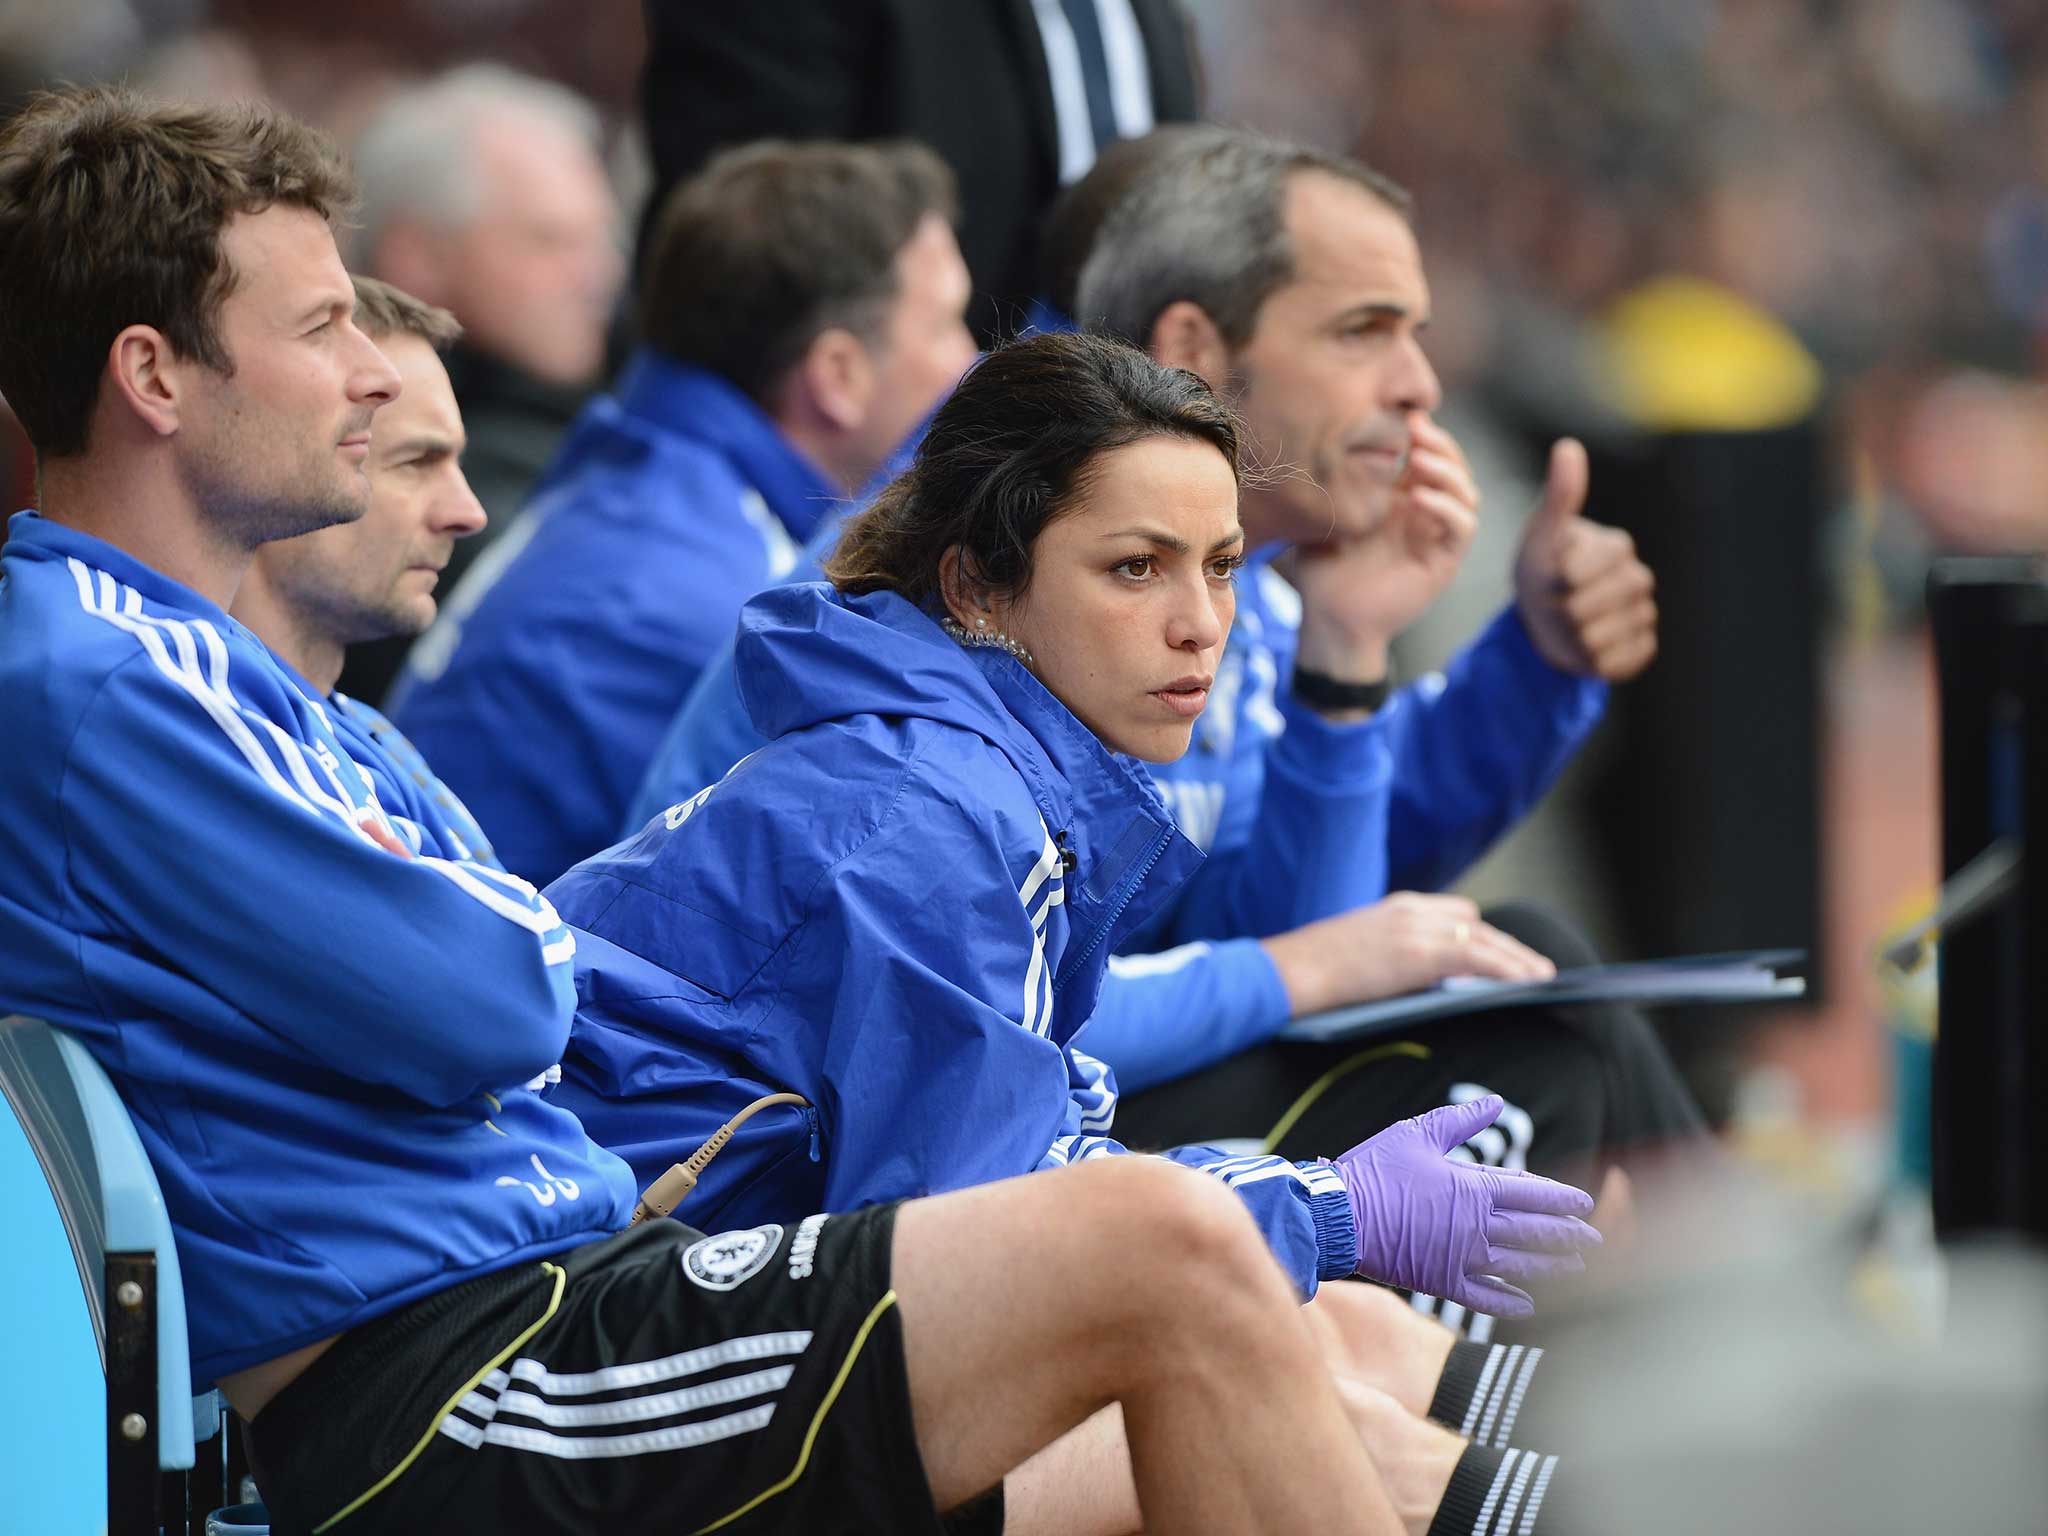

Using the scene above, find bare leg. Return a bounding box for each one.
[891,1157,1403,1534]
[1329,1377,1470,1536]
[1003,1292,1466,1536]
[1305,1280,1459,1418]
[1002,1406,1139,1536]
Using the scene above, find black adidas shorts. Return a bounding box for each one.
[247,1206,1003,1535]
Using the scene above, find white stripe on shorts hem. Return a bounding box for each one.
[1475,1345,1524,1448]
[1490,1346,1543,1449]
[1518,1455,1559,1533]
[1472,1448,1519,1536]
[1494,1448,1541,1534]
[1460,1346,1506,1439]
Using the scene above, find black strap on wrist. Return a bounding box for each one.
[1291,663,1391,714]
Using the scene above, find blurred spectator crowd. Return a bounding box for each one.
[9,0,2048,620]
[1195,0,2048,626]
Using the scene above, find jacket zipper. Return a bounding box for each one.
[1053,828,1172,991]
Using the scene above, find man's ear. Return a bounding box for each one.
[1149,300,1230,391]
[106,325,183,439]
[793,326,876,435]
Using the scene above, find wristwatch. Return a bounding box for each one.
[1291,664,1391,714]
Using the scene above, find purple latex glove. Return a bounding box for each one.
[1326,1094,1600,1317]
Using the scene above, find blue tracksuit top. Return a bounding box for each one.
[386,349,846,888]
[549,583,1358,1294]
[630,546,1607,1095]
[328,691,504,871]
[0,512,636,1387]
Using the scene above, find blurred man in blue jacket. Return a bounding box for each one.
[389,139,978,886]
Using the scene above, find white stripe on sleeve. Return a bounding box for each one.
[72,559,575,953]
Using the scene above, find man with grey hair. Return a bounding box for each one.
[1065,129,1702,1267]
[340,63,624,702]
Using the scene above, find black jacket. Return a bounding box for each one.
[637,0,1200,340]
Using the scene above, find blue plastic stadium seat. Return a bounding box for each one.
[0,1014,230,1534]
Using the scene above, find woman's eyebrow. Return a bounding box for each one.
[1098,526,1246,553]
[1099,526,1190,552]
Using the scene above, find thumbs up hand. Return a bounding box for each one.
[1513,438,1658,682]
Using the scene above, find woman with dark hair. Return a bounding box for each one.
[548,331,1597,1316]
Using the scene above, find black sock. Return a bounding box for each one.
[1427,1340,1547,1449]
[1425,1444,1564,1536]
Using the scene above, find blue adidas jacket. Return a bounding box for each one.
[387,350,846,887]
[631,547,1606,1094]
[550,583,1357,1293]
[327,690,505,871]
[0,513,636,1387]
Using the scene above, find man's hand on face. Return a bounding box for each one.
[1512,438,1658,682]
[1287,413,1480,682]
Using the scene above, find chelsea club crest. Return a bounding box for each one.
[680,1224,784,1291]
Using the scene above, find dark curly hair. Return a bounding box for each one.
[825,330,1242,606]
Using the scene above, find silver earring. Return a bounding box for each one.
[942,615,1036,670]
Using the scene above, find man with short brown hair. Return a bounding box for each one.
[234,275,473,681]
[344,271,465,351]
[0,88,370,538]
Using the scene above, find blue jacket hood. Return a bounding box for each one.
[736,582,1011,742]
[734,582,1198,917]
[551,583,1208,1214]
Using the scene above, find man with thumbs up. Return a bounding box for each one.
[1064,130,1699,1219]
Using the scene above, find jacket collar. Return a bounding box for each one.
[964,643,1205,986]
[5,510,243,630]
[613,348,842,545]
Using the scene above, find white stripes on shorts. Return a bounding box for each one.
[437,1328,814,1460]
